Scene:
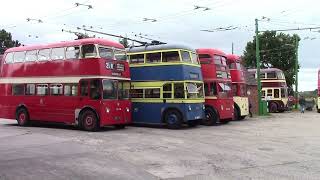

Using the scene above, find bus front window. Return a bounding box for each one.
[103,80,117,99]
[82,44,97,58]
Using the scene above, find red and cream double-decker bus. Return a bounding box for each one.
[226,54,249,120]
[0,38,131,131]
[197,48,233,125]
[248,68,288,113]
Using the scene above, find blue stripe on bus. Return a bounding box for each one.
[132,102,205,124]
[130,65,203,81]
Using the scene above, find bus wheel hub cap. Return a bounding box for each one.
[86,117,93,125]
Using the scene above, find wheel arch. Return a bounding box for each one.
[161,107,183,123]
[77,106,100,126]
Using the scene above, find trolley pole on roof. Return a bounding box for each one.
[294,36,299,109]
[255,19,263,116]
[232,42,234,54]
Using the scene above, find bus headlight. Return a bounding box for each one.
[202,105,205,110]
[106,107,110,113]
[188,105,192,111]
[126,107,130,112]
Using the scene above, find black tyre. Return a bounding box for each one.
[164,109,183,129]
[16,108,30,126]
[202,107,219,126]
[269,102,278,113]
[317,108,320,113]
[220,119,230,125]
[187,120,199,128]
[114,125,126,129]
[80,110,99,131]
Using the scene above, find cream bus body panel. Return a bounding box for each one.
[233,96,249,116]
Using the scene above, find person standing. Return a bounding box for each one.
[299,95,306,113]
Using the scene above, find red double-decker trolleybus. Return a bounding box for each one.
[226,54,249,120]
[197,48,233,125]
[0,38,131,131]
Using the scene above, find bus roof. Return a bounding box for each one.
[247,68,283,73]
[5,38,125,53]
[226,54,241,63]
[127,44,195,53]
[196,48,227,57]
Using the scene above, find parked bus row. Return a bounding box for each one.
[0,38,287,131]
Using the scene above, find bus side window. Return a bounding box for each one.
[232,84,237,96]
[14,51,26,63]
[12,84,25,95]
[146,53,161,63]
[26,84,35,95]
[80,81,89,96]
[267,89,272,97]
[163,83,172,98]
[81,44,97,58]
[210,82,217,96]
[66,46,80,59]
[25,50,37,62]
[4,52,14,64]
[162,51,180,62]
[261,90,266,99]
[181,50,191,62]
[90,80,101,100]
[130,54,144,64]
[204,83,209,96]
[174,83,184,99]
[51,47,65,60]
[36,84,48,96]
[130,89,143,98]
[145,88,160,98]
[64,84,78,96]
[274,89,280,98]
[50,84,63,96]
[38,49,51,61]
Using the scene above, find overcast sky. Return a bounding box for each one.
[1,0,319,91]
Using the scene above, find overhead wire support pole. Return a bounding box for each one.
[255,18,263,116]
[294,36,299,109]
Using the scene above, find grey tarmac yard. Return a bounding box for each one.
[0,111,319,180]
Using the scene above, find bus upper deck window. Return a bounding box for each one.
[51,47,65,60]
[114,49,127,61]
[99,47,114,59]
[130,54,144,64]
[25,50,37,62]
[38,49,50,61]
[14,51,26,63]
[5,52,14,64]
[146,53,161,63]
[191,53,199,64]
[221,57,227,66]
[82,44,97,58]
[267,72,276,79]
[199,54,211,64]
[181,51,191,62]
[162,51,179,62]
[66,46,80,59]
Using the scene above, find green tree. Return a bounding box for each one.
[119,37,129,48]
[243,31,300,87]
[0,29,21,54]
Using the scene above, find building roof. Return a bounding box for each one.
[127,44,195,53]
[247,68,283,73]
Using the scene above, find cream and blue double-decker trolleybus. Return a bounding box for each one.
[127,44,205,129]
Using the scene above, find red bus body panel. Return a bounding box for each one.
[197,48,234,121]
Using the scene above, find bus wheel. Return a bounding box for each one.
[81,110,99,132]
[187,120,199,128]
[114,125,126,129]
[16,108,30,126]
[202,107,218,126]
[164,109,182,129]
[269,102,278,113]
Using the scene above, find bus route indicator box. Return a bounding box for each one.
[106,62,125,72]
